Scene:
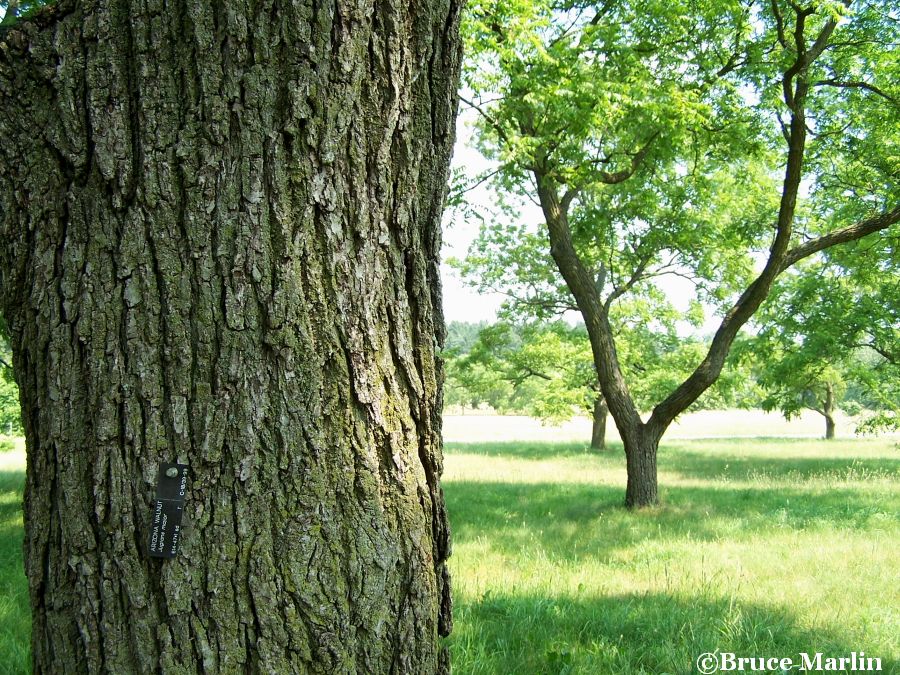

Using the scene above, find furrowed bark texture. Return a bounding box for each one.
[0,0,461,671]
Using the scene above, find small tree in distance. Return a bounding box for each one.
[456,321,608,446]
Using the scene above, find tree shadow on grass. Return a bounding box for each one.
[445,479,897,561]
[450,590,899,675]
[445,438,900,484]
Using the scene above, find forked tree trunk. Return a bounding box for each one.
[0,0,461,671]
[590,395,607,451]
[527,1,900,509]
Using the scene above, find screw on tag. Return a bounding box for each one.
[148,463,189,559]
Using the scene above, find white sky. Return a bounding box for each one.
[440,111,507,323]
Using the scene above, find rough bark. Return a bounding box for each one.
[0,0,461,672]
[590,395,607,451]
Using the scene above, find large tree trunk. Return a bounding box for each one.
[0,0,461,672]
[590,395,607,451]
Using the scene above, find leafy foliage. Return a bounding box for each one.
[443,318,755,421]
[464,321,595,421]
[443,321,593,417]
[456,0,899,445]
[459,0,795,313]
[747,239,899,433]
[0,0,49,26]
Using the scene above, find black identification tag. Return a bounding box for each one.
[148,463,188,558]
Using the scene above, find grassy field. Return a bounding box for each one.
[443,436,899,674]
[0,433,898,673]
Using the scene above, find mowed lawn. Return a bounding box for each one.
[444,436,900,674]
[1,432,898,673]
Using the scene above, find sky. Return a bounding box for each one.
[439,111,508,323]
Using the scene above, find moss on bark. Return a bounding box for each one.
[0,0,461,671]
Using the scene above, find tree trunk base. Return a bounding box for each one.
[624,432,659,508]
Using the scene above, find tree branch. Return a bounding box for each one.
[812,79,898,105]
[597,131,660,184]
[514,367,553,384]
[534,172,643,435]
[646,6,856,435]
[854,340,898,365]
[806,404,827,417]
[771,0,788,48]
[779,205,900,271]
[449,166,504,201]
[605,253,654,309]
[459,95,510,144]
[560,186,580,211]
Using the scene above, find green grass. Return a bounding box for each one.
[444,437,900,674]
[0,436,897,673]
[0,438,28,675]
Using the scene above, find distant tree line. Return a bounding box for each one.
[443,316,898,446]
